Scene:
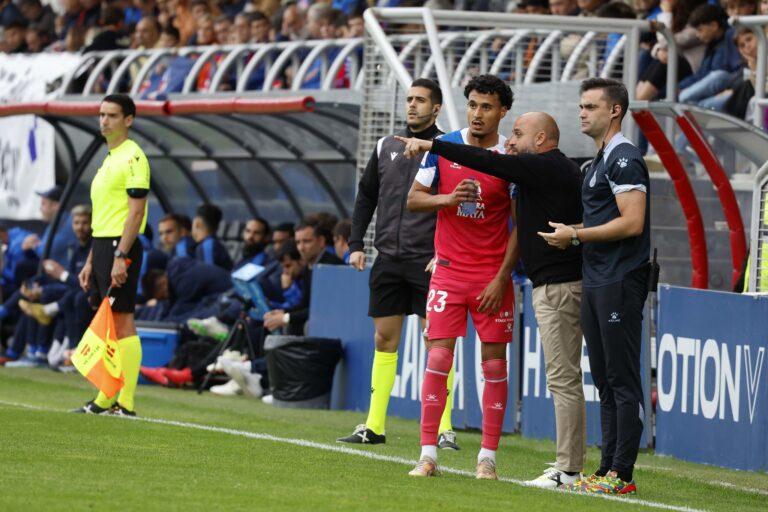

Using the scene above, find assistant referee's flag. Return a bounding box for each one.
[72,297,124,398]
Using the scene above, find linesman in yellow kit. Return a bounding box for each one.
[73,94,149,416]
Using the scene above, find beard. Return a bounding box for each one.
[242,241,267,259]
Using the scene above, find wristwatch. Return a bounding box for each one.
[114,248,127,259]
[570,228,581,246]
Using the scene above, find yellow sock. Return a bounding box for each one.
[93,391,115,410]
[365,350,398,435]
[439,362,455,434]
[116,335,142,412]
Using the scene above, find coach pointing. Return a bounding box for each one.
[397,111,586,487]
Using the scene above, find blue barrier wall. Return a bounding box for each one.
[308,265,518,433]
[519,283,653,447]
[656,285,768,471]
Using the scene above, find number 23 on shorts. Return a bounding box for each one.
[427,289,448,313]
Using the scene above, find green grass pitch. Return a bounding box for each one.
[0,369,766,512]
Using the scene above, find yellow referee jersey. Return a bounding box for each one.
[90,139,150,238]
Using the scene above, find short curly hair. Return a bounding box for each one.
[464,74,513,110]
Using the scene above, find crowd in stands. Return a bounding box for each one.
[0,186,352,400]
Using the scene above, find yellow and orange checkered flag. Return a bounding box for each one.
[72,297,124,398]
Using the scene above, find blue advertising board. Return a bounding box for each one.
[308,264,518,433]
[655,285,768,471]
[518,282,652,447]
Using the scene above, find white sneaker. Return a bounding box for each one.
[525,467,581,489]
[209,379,243,396]
[221,359,263,398]
[261,394,274,405]
[47,340,65,367]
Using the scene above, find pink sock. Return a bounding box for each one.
[481,359,508,450]
[420,346,454,446]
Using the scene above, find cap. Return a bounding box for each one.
[36,185,64,202]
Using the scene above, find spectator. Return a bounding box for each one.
[636,0,662,19]
[0,0,24,28]
[332,0,367,16]
[190,0,213,20]
[596,2,637,64]
[193,203,233,270]
[250,10,270,42]
[726,0,757,17]
[237,217,273,267]
[278,0,305,41]
[214,14,232,44]
[723,27,762,119]
[2,20,29,53]
[124,0,158,26]
[18,0,55,38]
[549,0,579,15]
[576,0,608,16]
[134,15,161,49]
[635,0,707,102]
[333,219,351,263]
[345,7,363,38]
[522,0,551,14]
[221,0,248,18]
[82,5,130,53]
[25,23,51,52]
[158,23,181,47]
[678,4,742,105]
[305,3,332,40]
[233,11,252,43]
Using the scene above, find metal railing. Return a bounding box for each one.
[749,162,768,292]
[60,38,366,96]
[362,8,678,132]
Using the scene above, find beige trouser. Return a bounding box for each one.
[532,280,586,473]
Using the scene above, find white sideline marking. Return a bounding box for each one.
[636,464,768,497]
[0,399,710,512]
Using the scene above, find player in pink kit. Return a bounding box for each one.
[403,75,519,480]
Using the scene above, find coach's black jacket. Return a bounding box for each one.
[349,124,441,261]
[430,139,583,288]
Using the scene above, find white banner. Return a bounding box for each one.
[0,53,81,220]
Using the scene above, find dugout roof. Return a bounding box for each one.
[0,97,359,243]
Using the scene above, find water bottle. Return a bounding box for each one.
[460,178,478,216]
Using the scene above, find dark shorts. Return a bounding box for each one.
[639,58,692,93]
[90,237,143,313]
[368,255,431,318]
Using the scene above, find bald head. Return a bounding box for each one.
[506,111,560,156]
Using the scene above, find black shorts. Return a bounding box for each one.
[639,58,692,93]
[368,255,431,318]
[90,237,143,313]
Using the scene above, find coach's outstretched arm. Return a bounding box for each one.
[406,178,477,212]
[397,136,551,187]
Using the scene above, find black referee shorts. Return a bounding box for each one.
[90,237,143,313]
[368,255,432,318]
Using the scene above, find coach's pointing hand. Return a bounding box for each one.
[394,136,433,158]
